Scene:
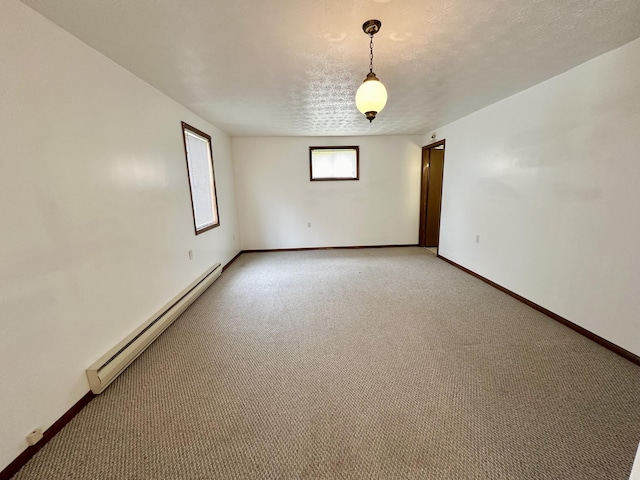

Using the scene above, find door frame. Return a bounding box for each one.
[419,139,446,248]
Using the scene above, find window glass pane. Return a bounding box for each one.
[310,147,359,181]
[182,123,220,234]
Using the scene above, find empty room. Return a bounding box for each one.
[1,0,640,479]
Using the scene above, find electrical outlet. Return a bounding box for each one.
[26,428,43,446]
[475,235,480,244]
[307,222,311,228]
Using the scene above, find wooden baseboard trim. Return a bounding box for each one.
[0,391,95,480]
[242,244,418,253]
[222,250,243,272]
[437,254,640,367]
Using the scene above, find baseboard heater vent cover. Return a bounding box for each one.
[86,263,222,394]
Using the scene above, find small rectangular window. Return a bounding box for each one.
[181,122,220,234]
[309,146,359,181]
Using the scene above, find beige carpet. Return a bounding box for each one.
[13,248,640,479]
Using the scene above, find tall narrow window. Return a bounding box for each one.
[309,146,359,181]
[181,122,220,234]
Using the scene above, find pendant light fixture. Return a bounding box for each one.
[355,19,387,122]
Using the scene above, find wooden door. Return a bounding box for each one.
[425,148,444,246]
[419,141,445,248]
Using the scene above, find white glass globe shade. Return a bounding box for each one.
[356,78,388,116]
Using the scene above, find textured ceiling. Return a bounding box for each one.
[20,0,640,137]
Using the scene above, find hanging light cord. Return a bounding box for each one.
[369,34,375,74]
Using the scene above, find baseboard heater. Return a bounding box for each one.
[86,263,222,394]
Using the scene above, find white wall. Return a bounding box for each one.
[427,37,640,356]
[630,442,640,479]
[232,136,422,250]
[0,0,240,471]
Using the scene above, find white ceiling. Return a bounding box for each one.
[20,0,640,137]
